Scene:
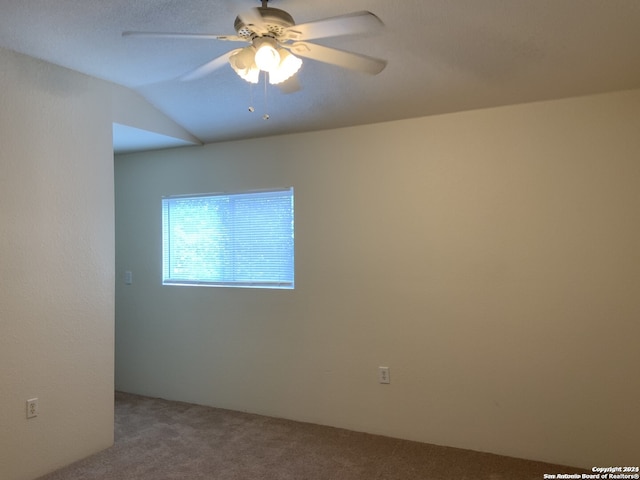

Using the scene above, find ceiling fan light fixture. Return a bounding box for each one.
[239,65,260,83]
[253,37,280,72]
[229,46,260,83]
[268,49,302,85]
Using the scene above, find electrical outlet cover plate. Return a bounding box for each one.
[26,398,38,419]
[378,366,390,384]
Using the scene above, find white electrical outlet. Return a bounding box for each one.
[26,398,38,419]
[124,270,133,285]
[378,366,390,384]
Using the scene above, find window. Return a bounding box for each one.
[162,188,294,289]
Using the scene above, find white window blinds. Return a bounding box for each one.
[162,188,294,288]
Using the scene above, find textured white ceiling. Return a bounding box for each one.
[1,0,640,150]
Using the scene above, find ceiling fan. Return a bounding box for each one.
[123,0,387,90]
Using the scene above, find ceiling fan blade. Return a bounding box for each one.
[277,74,301,94]
[237,7,268,35]
[123,31,245,42]
[289,42,386,75]
[180,49,240,81]
[283,11,383,41]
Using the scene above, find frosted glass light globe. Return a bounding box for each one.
[255,44,280,72]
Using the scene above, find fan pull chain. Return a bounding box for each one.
[248,82,255,113]
[262,71,270,120]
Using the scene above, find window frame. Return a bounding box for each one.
[161,187,295,289]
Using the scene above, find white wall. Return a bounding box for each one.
[114,89,640,469]
[111,83,202,153]
[0,48,115,480]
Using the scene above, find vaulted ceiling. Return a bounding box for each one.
[1,0,639,152]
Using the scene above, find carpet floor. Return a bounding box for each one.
[37,391,588,479]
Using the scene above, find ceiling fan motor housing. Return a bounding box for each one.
[234,7,296,40]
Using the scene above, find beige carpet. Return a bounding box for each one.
[37,392,588,479]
